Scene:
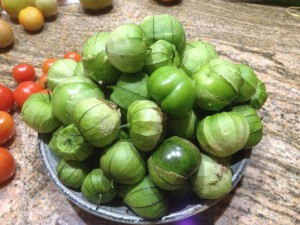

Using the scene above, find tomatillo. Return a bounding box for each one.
[147,66,196,116]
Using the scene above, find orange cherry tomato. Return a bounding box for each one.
[0,111,15,146]
[42,58,57,73]
[0,147,16,183]
[64,51,81,62]
[13,81,42,108]
[37,73,48,89]
[18,6,44,32]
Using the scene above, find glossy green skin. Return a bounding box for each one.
[51,76,104,125]
[196,111,250,157]
[21,93,61,133]
[148,136,201,190]
[56,159,90,189]
[231,105,263,148]
[140,14,186,55]
[106,24,148,73]
[192,59,243,111]
[124,176,169,219]
[147,66,196,116]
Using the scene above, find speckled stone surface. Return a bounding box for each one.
[0,0,299,225]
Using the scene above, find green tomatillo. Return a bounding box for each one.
[196,111,250,157]
[250,79,269,110]
[192,58,243,111]
[147,66,196,116]
[147,136,201,190]
[106,24,148,73]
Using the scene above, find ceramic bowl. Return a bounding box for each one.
[39,133,251,224]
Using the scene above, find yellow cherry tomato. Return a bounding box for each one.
[18,6,44,32]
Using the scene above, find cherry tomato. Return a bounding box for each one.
[0,84,14,112]
[18,6,44,32]
[0,111,15,146]
[64,51,81,62]
[13,81,42,108]
[42,58,57,73]
[12,63,36,84]
[0,147,16,183]
[37,73,48,89]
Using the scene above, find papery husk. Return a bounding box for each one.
[190,152,232,199]
[81,168,117,204]
[72,98,121,148]
[21,93,61,133]
[47,59,78,90]
[124,176,169,219]
[233,64,258,103]
[250,79,269,110]
[140,14,186,55]
[192,58,243,111]
[145,40,180,74]
[196,111,250,157]
[231,105,263,148]
[127,100,165,151]
[106,24,148,73]
[181,40,218,77]
[56,124,94,161]
[100,140,146,184]
[56,159,90,189]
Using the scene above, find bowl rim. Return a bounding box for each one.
[38,133,251,224]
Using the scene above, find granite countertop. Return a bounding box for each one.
[0,1,299,224]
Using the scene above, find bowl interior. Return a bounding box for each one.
[38,133,251,224]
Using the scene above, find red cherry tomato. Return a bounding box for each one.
[0,84,14,112]
[64,51,81,62]
[0,147,16,183]
[0,111,15,146]
[42,58,57,73]
[12,63,36,84]
[13,81,42,108]
[37,73,48,89]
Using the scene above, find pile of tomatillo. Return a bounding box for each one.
[21,14,268,219]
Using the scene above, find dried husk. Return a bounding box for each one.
[190,152,232,199]
[100,140,146,184]
[231,105,263,148]
[81,168,117,204]
[47,59,78,90]
[196,111,250,157]
[56,124,94,161]
[192,59,244,111]
[72,98,121,148]
[127,100,165,151]
[21,93,61,133]
[140,14,186,55]
[181,40,219,76]
[81,32,121,84]
[145,40,180,74]
[250,79,269,110]
[147,136,201,190]
[124,176,169,219]
[56,159,90,189]
[106,24,148,73]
